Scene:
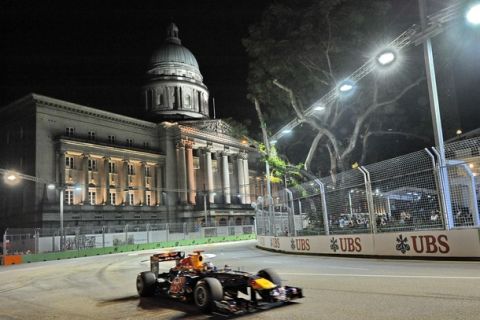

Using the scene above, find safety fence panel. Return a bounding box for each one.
[364,149,443,233]
[445,138,480,227]
[320,170,370,235]
[256,136,480,237]
[2,222,255,256]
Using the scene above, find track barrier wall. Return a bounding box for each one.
[257,229,480,258]
[2,233,255,265]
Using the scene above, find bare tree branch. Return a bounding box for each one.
[340,77,426,160]
[254,97,270,154]
[360,130,431,164]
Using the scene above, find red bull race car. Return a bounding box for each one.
[136,250,303,314]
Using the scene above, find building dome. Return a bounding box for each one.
[143,23,209,120]
[150,41,199,70]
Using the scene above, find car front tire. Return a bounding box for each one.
[194,277,223,313]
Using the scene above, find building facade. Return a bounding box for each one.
[0,24,262,232]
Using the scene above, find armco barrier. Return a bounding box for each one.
[17,233,255,264]
[257,229,480,259]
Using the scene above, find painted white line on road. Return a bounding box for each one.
[280,272,480,280]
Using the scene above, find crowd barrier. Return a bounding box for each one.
[257,229,480,259]
[2,233,255,266]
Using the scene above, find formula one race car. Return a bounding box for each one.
[136,250,303,314]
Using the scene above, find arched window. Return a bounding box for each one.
[235,218,242,226]
[219,218,227,226]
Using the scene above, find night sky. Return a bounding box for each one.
[1,0,479,137]
[0,0,269,124]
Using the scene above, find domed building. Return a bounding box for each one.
[0,23,261,236]
[144,23,209,120]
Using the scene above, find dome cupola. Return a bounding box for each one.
[143,23,209,120]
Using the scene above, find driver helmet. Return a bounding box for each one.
[204,261,215,271]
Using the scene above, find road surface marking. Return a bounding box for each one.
[280,272,480,279]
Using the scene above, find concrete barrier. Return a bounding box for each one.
[257,229,480,259]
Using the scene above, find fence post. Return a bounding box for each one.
[315,180,330,235]
[431,147,454,229]
[425,148,447,229]
[359,167,376,234]
[35,228,40,254]
[102,226,106,248]
[3,229,7,259]
[146,223,150,244]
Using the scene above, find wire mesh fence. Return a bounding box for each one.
[2,222,255,255]
[256,136,480,237]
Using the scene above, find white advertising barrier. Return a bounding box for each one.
[257,229,480,258]
[257,234,375,255]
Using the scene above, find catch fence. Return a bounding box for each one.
[2,222,254,256]
[256,136,480,236]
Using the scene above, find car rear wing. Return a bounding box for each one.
[150,251,185,275]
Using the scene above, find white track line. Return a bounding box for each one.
[280,272,480,280]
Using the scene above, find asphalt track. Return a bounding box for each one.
[1,240,479,320]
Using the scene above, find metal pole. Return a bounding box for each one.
[419,0,453,229]
[265,161,274,236]
[59,188,64,251]
[203,193,208,227]
[3,229,7,261]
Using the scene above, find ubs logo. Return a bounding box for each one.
[291,238,310,251]
[330,237,362,252]
[396,234,450,254]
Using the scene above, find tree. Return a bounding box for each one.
[243,0,432,176]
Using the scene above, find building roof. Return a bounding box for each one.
[149,23,200,72]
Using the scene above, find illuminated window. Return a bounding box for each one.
[193,157,200,169]
[88,159,97,171]
[109,162,116,173]
[65,190,73,205]
[65,156,74,169]
[129,194,134,205]
[109,192,116,205]
[88,131,95,140]
[128,164,135,175]
[65,127,75,137]
[89,191,96,205]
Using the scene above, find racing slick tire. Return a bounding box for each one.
[194,277,223,313]
[137,271,156,297]
[257,268,282,286]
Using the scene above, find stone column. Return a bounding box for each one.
[236,153,246,204]
[205,146,214,203]
[82,154,89,204]
[156,164,162,205]
[243,153,251,204]
[103,157,110,204]
[221,150,231,204]
[185,141,196,204]
[122,159,128,205]
[140,161,146,205]
[177,140,187,203]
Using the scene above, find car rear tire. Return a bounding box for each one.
[137,271,156,297]
[257,268,282,286]
[194,277,223,313]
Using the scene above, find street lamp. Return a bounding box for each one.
[466,3,480,25]
[339,82,354,93]
[376,49,397,67]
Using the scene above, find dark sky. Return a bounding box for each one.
[0,0,270,124]
[1,0,479,137]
